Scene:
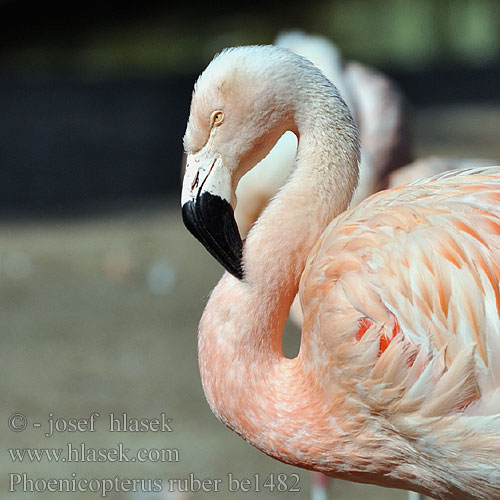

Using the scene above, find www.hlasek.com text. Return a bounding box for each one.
[9,442,179,463]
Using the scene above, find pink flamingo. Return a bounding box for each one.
[233,31,413,500]
[181,45,500,500]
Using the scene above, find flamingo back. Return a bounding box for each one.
[298,167,500,495]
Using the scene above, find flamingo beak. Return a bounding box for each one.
[181,153,244,280]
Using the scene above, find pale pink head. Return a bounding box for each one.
[181,45,355,279]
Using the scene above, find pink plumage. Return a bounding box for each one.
[181,44,500,500]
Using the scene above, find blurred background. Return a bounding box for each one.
[1,0,499,499]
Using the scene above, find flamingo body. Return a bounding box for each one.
[297,168,500,497]
[181,45,500,500]
[344,59,413,190]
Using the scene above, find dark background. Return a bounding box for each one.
[1,0,499,214]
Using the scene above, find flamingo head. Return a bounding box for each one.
[181,46,300,279]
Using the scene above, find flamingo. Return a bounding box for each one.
[343,59,413,198]
[234,31,412,237]
[232,32,413,500]
[181,45,500,500]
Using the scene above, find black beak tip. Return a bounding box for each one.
[182,194,244,280]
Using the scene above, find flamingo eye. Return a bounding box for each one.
[211,111,224,127]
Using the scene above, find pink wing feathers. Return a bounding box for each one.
[300,166,500,421]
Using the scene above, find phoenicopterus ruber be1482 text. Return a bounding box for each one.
[181,45,500,500]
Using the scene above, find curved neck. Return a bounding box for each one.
[240,89,359,352]
[198,86,359,468]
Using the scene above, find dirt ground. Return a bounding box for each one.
[1,104,499,500]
